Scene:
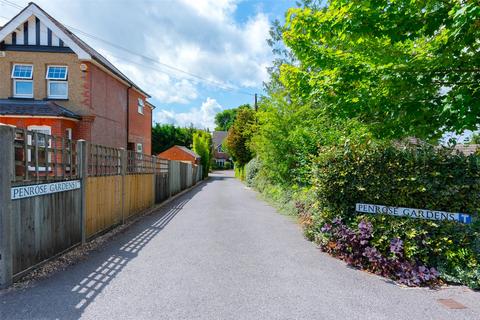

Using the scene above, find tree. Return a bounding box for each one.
[192,131,212,178]
[152,124,196,154]
[225,107,256,167]
[280,1,480,140]
[214,104,251,131]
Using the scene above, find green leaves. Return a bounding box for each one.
[310,142,480,288]
[279,0,480,139]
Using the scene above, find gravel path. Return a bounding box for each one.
[1,171,479,320]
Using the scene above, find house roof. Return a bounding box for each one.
[175,146,201,159]
[0,2,150,98]
[0,99,81,120]
[212,131,228,147]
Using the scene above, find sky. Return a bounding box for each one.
[0,0,297,130]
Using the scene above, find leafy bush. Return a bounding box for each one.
[245,157,261,186]
[308,143,480,288]
[234,164,246,181]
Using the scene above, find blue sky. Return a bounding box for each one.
[0,0,297,129]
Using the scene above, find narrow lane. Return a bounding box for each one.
[1,171,479,320]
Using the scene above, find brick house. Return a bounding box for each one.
[158,145,201,165]
[212,131,231,167]
[0,3,154,154]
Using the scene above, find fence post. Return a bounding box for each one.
[120,148,127,224]
[168,160,172,198]
[0,125,14,288]
[77,140,88,244]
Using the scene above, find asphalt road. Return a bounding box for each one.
[1,171,479,320]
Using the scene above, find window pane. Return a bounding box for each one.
[12,65,33,79]
[49,82,68,97]
[15,81,33,96]
[47,66,67,80]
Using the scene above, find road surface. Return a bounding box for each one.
[1,171,479,319]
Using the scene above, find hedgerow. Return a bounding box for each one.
[247,144,480,288]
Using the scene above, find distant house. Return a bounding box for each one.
[0,2,154,154]
[158,145,201,165]
[212,131,231,167]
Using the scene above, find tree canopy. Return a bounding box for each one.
[225,106,256,166]
[280,0,480,140]
[152,124,197,154]
[214,104,251,131]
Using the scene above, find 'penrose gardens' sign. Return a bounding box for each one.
[356,203,472,224]
[11,180,81,200]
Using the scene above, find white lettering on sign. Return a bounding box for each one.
[355,203,472,224]
[11,180,81,200]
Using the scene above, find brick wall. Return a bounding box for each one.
[128,89,152,154]
[0,117,78,138]
[88,63,128,149]
[158,146,198,165]
[0,51,150,150]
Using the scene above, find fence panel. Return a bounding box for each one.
[1,125,204,286]
[11,189,82,276]
[169,161,181,195]
[124,174,155,218]
[85,175,123,238]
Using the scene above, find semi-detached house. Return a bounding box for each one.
[0,2,154,155]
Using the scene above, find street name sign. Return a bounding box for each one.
[355,203,471,224]
[11,180,81,200]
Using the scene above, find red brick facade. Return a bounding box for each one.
[158,146,201,165]
[0,117,78,138]
[128,89,152,155]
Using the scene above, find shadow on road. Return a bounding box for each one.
[0,182,207,320]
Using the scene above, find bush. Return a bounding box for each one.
[234,164,246,181]
[245,157,261,186]
[308,143,480,288]
[224,161,232,170]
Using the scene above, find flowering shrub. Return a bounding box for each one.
[319,218,440,286]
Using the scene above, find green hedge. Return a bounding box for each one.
[309,143,480,288]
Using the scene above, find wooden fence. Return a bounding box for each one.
[0,125,203,288]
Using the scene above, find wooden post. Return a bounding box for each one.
[120,148,127,224]
[168,160,172,198]
[0,125,14,288]
[77,140,88,244]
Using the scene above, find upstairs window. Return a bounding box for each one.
[136,143,143,153]
[12,64,33,98]
[138,98,144,114]
[46,66,68,99]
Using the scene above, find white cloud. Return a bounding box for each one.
[24,0,273,105]
[154,98,225,130]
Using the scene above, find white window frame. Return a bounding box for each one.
[13,79,34,98]
[27,125,52,172]
[45,65,68,81]
[47,80,69,99]
[11,63,33,79]
[137,98,144,114]
[65,128,72,140]
[136,143,143,154]
[12,64,34,98]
